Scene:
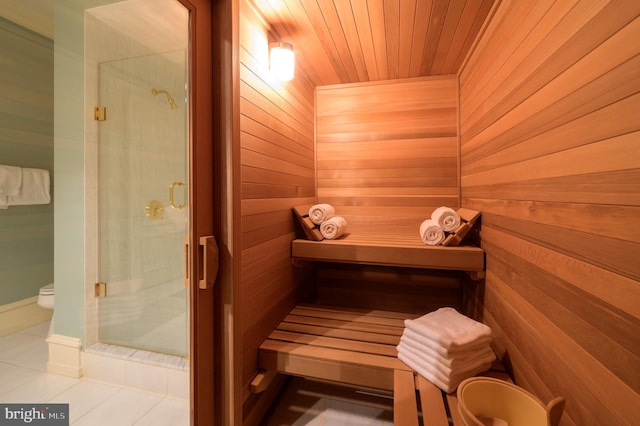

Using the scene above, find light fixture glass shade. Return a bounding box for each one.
[270,42,294,80]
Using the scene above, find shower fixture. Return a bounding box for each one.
[151,88,178,109]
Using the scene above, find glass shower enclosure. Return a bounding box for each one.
[95,46,189,355]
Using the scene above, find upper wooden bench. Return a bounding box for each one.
[291,206,485,278]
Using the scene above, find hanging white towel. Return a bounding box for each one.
[308,203,335,225]
[419,219,445,245]
[0,165,22,196]
[320,216,347,240]
[404,307,492,353]
[6,168,51,206]
[431,206,461,232]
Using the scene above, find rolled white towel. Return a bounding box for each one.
[308,203,335,225]
[320,216,347,240]
[419,219,445,245]
[431,206,461,232]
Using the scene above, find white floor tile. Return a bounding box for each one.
[48,381,120,423]
[0,364,42,397]
[0,371,78,403]
[71,388,163,426]
[134,397,189,426]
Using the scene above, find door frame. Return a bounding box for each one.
[179,0,216,424]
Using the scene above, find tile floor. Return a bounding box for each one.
[0,321,189,426]
[263,377,394,426]
[1,321,395,425]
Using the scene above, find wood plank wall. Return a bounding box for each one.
[316,76,459,232]
[238,0,316,412]
[459,1,640,424]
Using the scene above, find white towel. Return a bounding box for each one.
[404,307,492,353]
[0,165,22,196]
[308,203,335,225]
[431,206,461,232]
[419,219,445,245]
[6,168,51,206]
[397,340,496,377]
[399,332,495,368]
[398,346,493,393]
[320,216,347,240]
[401,327,491,359]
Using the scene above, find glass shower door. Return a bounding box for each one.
[96,50,189,356]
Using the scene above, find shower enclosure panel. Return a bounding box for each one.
[97,50,188,356]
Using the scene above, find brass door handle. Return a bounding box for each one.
[169,181,186,209]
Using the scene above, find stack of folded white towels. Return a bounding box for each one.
[397,307,496,393]
[308,203,347,240]
[419,206,461,245]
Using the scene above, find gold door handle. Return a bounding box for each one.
[169,181,186,209]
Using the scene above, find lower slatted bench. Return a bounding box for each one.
[394,360,513,426]
[256,304,511,425]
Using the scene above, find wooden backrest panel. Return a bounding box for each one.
[316,76,460,232]
[460,1,640,425]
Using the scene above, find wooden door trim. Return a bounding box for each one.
[179,0,215,424]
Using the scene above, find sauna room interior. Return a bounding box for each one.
[225,0,639,425]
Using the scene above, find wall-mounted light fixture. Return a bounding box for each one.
[270,42,294,81]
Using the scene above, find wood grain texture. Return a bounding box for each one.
[316,76,460,229]
[239,0,316,407]
[259,304,414,391]
[250,0,494,85]
[460,1,640,424]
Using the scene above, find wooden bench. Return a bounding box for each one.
[256,304,511,425]
[291,206,486,279]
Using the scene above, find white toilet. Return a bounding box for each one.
[37,283,54,335]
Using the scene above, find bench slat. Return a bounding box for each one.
[277,321,402,345]
[282,314,405,336]
[416,375,450,426]
[267,329,399,357]
[291,306,410,327]
[394,370,419,426]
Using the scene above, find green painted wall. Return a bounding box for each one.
[0,17,54,305]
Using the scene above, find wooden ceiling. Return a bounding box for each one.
[251,0,496,86]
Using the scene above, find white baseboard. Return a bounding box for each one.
[0,296,53,338]
[46,334,83,378]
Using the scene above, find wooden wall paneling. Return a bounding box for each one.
[463,2,640,150]
[315,263,463,314]
[459,0,551,110]
[316,76,459,230]
[239,0,316,419]
[460,0,640,424]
